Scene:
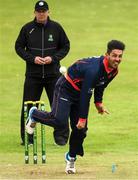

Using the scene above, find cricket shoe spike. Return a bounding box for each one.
[26,107,37,134]
[65,152,76,174]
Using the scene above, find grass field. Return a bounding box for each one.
[0,0,138,179]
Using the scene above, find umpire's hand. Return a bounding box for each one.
[34,56,45,65]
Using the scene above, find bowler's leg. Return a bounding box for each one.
[32,89,71,129]
[26,82,71,145]
[69,104,88,157]
[65,104,88,174]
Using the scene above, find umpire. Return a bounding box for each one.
[15,1,70,145]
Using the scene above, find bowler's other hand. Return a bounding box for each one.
[95,102,109,115]
[76,118,87,129]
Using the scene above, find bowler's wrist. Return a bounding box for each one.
[78,118,87,123]
[95,102,102,106]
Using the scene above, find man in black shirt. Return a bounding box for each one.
[15,0,70,145]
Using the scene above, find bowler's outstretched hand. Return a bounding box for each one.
[95,102,110,115]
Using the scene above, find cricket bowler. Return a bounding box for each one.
[26,39,125,174]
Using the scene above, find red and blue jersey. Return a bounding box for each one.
[65,55,118,119]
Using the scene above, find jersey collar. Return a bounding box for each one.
[103,56,115,74]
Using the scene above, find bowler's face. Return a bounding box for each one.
[35,10,49,24]
[107,49,123,69]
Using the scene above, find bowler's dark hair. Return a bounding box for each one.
[107,40,125,54]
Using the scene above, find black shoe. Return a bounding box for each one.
[53,125,70,146]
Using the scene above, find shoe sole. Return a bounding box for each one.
[65,170,75,174]
[26,123,34,134]
[26,117,36,134]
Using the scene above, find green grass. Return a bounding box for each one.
[0,0,138,179]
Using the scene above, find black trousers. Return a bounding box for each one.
[32,76,88,157]
[21,76,60,142]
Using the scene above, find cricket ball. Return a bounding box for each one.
[59,66,67,74]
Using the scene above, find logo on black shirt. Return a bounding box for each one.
[48,34,54,41]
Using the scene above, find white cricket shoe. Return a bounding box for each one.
[25,107,37,134]
[65,152,76,174]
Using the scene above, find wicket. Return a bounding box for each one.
[24,101,46,164]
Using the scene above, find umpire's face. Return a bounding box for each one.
[106,49,123,69]
[34,10,49,24]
